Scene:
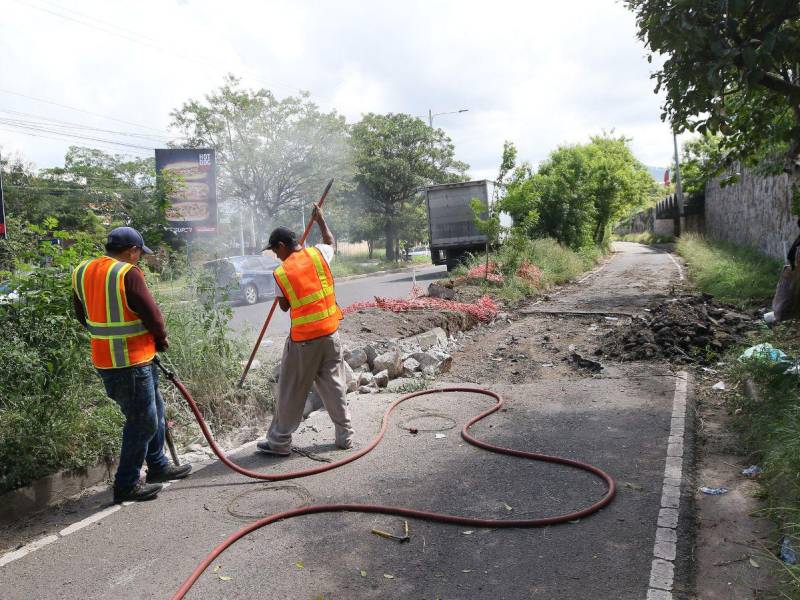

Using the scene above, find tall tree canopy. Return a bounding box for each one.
[350,113,468,260]
[626,1,800,199]
[2,147,172,248]
[500,135,656,249]
[170,76,351,247]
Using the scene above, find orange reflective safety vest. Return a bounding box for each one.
[72,256,156,369]
[273,247,343,342]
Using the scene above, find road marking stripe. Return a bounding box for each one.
[646,371,688,599]
[0,534,59,567]
[0,439,258,568]
[59,504,121,537]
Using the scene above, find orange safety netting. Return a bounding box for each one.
[466,262,505,283]
[342,294,499,322]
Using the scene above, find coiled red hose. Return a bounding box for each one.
[157,362,616,600]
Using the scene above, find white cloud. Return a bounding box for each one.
[0,0,681,176]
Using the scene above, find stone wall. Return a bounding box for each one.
[705,166,797,261]
[615,207,654,235]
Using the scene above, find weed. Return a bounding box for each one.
[677,234,782,307]
[722,321,800,597]
[614,232,675,244]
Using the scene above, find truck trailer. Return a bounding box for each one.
[426,179,496,270]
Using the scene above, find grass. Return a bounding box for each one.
[457,237,602,303]
[677,234,783,307]
[679,234,799,595]
[329,253,431,278]
[615,232,675,244]
[152,277,274,448]
[721,322,800,596]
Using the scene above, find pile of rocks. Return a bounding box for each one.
[598,294,756,364]
[276,327,457,417]
[342,326,454,394]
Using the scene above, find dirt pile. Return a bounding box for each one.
[599,294,757,363]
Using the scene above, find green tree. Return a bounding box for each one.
[583,135,657,244]
[350,113,468,261]
[625,1,800,201]
[170,76,351,247]
[2,148,174,250]
[500,136,656,249]
[679,134,724,196]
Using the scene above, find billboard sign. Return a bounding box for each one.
[155,148,217,236]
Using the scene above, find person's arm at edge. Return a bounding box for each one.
[124,268,169,351]
[274,273,290,312]
[313,205,335,246]
[73,291,88,328]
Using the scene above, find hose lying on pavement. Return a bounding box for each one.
[155,358,616,600]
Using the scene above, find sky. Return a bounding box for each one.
[0,0,683,180]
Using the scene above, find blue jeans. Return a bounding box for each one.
[97,363,170,490]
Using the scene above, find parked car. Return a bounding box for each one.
[0,281,20,305]
[201,255,279,305]
[407,245,430,257]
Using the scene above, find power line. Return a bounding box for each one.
[0,111,173,142]
[13,0,303,95]
[0,125,155,154]
[0,89,171,135]
[0,121,157,150]
[5,184,151,193]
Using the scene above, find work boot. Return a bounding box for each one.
[113,481,162,503]
[256,439,291,456]
[146,463,193,483]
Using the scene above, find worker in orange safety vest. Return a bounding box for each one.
[72,227,192,503]
[256,206,354,455]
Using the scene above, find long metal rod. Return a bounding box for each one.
[237,178,334,387]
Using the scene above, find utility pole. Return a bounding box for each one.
[672,129,684,237]
[0,151,6,240]
[238,199,246,255]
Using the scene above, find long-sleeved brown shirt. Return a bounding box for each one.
[73,264,167,346]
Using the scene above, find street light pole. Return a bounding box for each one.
[427,108,469,128]
[672,128,684,237]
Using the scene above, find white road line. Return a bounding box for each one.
[59,504,121,537]
[0,438,261,569]
[665,252,684,282]
[646,371,688,599]
[0,534,59,567]
[577,257,612,284]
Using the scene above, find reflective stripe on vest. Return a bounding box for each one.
[72,257,156,369]
[274,247,342,341]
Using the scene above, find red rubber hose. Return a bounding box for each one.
[156,362,616,600]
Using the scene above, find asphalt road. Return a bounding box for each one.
[0,244,693,599]
[228,263,447,350]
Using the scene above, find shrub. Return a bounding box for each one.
[0,222,271,493]
[153,270,274,444]
[0,228,121,493]
[460,233,600,302]
[677,234,783,306]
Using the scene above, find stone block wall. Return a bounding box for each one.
[615,207,655,235]
[705,165,797,261]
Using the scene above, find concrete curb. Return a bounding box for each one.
[335,262,436,283]
[0,460,116,524]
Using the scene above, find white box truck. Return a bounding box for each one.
[426,179,496,270]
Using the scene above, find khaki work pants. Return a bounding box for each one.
[267,331,353,452]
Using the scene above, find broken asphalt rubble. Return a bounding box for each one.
[599,293,757,364]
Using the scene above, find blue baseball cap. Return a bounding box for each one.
[107,227,153,254]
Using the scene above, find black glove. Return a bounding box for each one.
[788,237,800,270]
[156,338,169,352]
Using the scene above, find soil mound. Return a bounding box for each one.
[599,294,757,364]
